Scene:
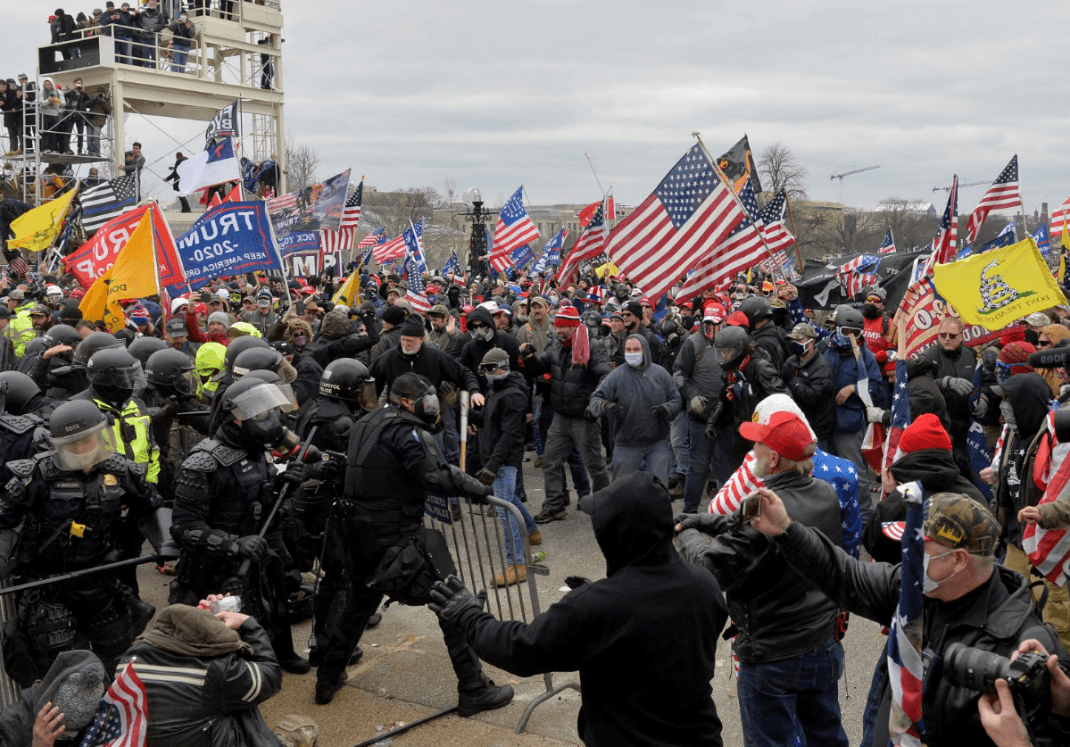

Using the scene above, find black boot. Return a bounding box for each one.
[440,617,514,717]
[457,675,514,717]
[273,623,310,674]
[314,670,347,705]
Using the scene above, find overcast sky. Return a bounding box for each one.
[6,1,1069,214]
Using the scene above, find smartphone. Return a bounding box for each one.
[295,301,305,315]
[737,491,762,522]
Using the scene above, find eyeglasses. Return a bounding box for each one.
[621,312,636,318]
[938,332,961,340]
[1039,338,1052,347]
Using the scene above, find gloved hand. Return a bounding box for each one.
[280,462,310,485]
[972,395,988,420]
[161,396,180,417]
[605,402,626,419]
[673,513,719,533]
[866,406,886,424]
[564,575,592,590]
[704,416,718,443]
[940,376,974,397]
[689,395,707,415]
[584,401,603,422]
[476,468,496,486]
[238,535,269,560]
[449,465,494,501]
[428,575,487,627]
[309,458,342,481]
[652,403,675,421]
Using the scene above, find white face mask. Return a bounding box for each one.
[1000,400,1016,430]
[922,549,958,594]
[624,351,643,368]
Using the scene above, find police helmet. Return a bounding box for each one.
[231,347,283,381]
[218,335,270,380]
[221,375,295,420]
[73,331,122,365]
[389,373,441,433]
[145,348,196,395]
[739,296,773,327]
[86,348,139,404]
[127,336,168,368]
[49,399,116,471]
[0,371,42,415]
[41,323,81,349]
[195,342,226,383]
[319,359,376,411]
[714,325,751,369]
[23,337,50,360]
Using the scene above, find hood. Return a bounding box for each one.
[138,604,252,657]
[34,650,107,723]
[622,332,651,369]
[580,472,675,577]
[1000,372,1051,437]
[889,448,963,491]
[467,306,495,331]
[320,310,350,338]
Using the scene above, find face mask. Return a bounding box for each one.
[789,340,809,357]
[473,327,493,342]
[1000,400,1016,430]
[831,333,851,349]
[242,410,285,445]
[293,334,308,348]
[923,549,958,593]
[624,351,643,367]
[862,303,881,320]
[556,330,572,342]
[486,371,508,383]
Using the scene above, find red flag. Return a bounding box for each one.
[579,196,615,227]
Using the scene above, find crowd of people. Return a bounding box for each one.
[0,259,1069,747]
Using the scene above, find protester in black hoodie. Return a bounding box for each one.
[429,472,728,747]
[460,305,521,390]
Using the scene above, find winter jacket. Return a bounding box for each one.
[591,334,681,447]
[516,316,553,355]
[610,322,663,369]
[672,330,723,421]
[863,448,989,563]
[824,339,887,433]
[238,308,277,338]
[714,347,786,462]
[459,473,728,747]
[38,83,64,118]
[677,469,844,664]
[0,650,101,745]
[914,343,987,437]
[522,336,612,419]
[473,370,528,473]
[751,321,791,371]
[772,522,1070,747]
[369,343,480,399]
[994,372,1053,550]
[459,307,521,389]
[136,7,169,35]
[782,351,836,440]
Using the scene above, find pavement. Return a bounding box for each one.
[137,451,890,747]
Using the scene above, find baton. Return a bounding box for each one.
[0,555,162,597]
[459,390,469,472]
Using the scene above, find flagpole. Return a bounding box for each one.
[585,153,606,197]
[784,191,805,273]
[692,131,788,285]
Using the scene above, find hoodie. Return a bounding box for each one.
[474,370,528,472]
[995,372,1053,549]
[591,334,682,446]
[459,306,521,389]
[458,473,728,746]
[0,650,105,743]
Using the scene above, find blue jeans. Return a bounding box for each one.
[611,440,672,484]
[736,636,849,747]
[172,41,189,72]
[493,466,536,567]
[683,416,729,514]
[669,409,689,480]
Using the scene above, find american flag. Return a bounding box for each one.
[1025,413,1070,585]
[579,196,615,227]
[963,155,1021,246]
[405,266,431,314]
[80,175,137,237]
[558,200,607,285]
[881,360,910,497]
[3,248,30,276]
[490,186,540,272]
[759,189,795,252]
[886,483,926,746]
[923,176,958,276]
[373,227,410,265]
[357,227,385,250]
[531,229,567,275]
[442,249,460,277]
[878,228,896,254]
[675,181,764,304]
[838,254,879,298]
[1050,194,1070,239]
[79,661,148,747]
[321,180,363,256]
[609,144,748,302]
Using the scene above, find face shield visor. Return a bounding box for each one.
[715,341,744,366]
[51,420,117,471]
[357,380,378,412]
[228,382,296,421]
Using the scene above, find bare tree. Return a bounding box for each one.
[873,197,941,251]
[362,186,441,243]
[285,134,320,192]
[757,142,808,201]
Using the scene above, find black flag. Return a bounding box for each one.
[206,99,241,148]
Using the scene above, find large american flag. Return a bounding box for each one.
[1051,194,1070,240]
[530,229,567,275]
[881,360,910,497]
[489,186,540,272]
[759,189,795,252]
[3,248,30,276]
[373,226,411,265]
[1025,413,1070,585]
[675,181,764,304]
[608,143,748,301]
[320,180,363,256]
[922,176,958,276]
[79,661,148,747]
[886,484,926,746]
[80,175,138,237]
[963,155,1021,246]
[838,254,879,298]
[878,228,896,254]
[558,200,608,285]
[405,265,431,314]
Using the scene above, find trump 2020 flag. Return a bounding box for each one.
[886,482,926,746]
[79,661,147,747]
[490,186,540,271]
[177,138,241,197]
[531,229,567,275]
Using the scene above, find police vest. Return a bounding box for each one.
[344,405,426,515]
[10,303,37,358]
[93,396,160,484]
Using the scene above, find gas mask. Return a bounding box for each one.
[471,327,494,342]
[413,386,442,433]
[94,382,134,408]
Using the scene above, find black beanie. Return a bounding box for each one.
[624,301,644,319]
[381,305,406,326]
[399,314,426,338]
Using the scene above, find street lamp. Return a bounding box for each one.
[460,187,490,279]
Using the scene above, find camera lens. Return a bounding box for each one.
[943,642,1011,694]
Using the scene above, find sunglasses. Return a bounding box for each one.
[1039,338,1052,346]
[938,332,961,340]
[479,364,506,375]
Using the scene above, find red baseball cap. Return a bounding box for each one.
[739,411,815,461]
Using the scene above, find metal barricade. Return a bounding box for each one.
[424,493,581,734]
[0,582,20,710]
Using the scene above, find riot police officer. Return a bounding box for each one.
[0,400,171,681]
[0,371,53,485]
[26,323,83,399]
[314,373,513,716]
[169,375,325,674]
[293,359,378,665]
[206,335,272,434]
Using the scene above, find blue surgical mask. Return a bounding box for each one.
[624,351,643,367]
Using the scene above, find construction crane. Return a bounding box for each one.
[829,165,880,203]
[932,180,990,192]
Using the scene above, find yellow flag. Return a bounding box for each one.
[7,185,79,253]
[932,237,1068,330]
[79,212,159,331]
[333,269,360,306]
[1061,223,1070,284]
[594,260,619,278]
[79,274,110,321]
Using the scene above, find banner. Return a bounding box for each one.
[895,277,1012,358]
[267,170,351,254]
[175,202,283,288]
[932,238,1068,329]
[794,249,929,310]
[8,186,78,253]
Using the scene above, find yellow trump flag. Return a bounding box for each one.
[333,269,360,306]
[932,237,1068,330]
[80,211,160,331]
[7,185,79,253]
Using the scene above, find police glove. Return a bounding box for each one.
[448,465,494,501]
[971,395,988,420]
[673,513,719,534]
[605,402,626,419]
[476,468,496,486]
[689,395,707,415]
[939,376,974,397]
[160,396,180,418]
[652,403,675,421]
[238,535,269,560]
[866,406,887,424]
[309,458,342,481]
[565,575,592,590]
[428,575,487,627]
[584,401,603,422]
[280,462,310,486]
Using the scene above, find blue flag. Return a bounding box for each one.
[175,202,284,288]
[510,244,535,270]
[531,229,567,275]
[967,365,995,505]
[442,249,460,276]
[1033,224,1051,256]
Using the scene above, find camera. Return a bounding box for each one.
[1028,338,1070,370]
[942,642,1051,728]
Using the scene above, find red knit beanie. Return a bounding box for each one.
[554,306,582,328]
[899,413,952,454]
[997,341,1036,377]
[724,310,750,328]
